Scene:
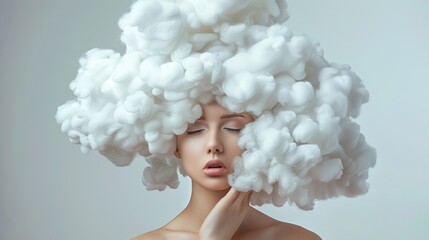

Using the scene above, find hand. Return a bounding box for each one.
[199,188,251,240]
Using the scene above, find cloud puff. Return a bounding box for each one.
[56,0,376,210]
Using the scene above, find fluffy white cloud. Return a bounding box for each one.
[56,0,376,210]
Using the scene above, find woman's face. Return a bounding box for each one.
[175,102,254,191]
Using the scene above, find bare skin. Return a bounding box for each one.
[131,103,321,240]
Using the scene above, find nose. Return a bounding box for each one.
[206,130,223,154]
[207,142,223,154]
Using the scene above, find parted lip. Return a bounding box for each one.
[204,159,226,169]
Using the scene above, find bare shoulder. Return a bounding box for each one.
[243,209,321,240]
[275,222,321,240]
[130,228,166,240]
[238,219,320,240]
[130,227,199,240]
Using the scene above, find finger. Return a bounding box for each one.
[235,190,249,202]
[221,187,240,204]
[244,190,252,203]
[231,191,251,210]
[242,191,252,208]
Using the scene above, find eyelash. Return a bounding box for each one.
[186,128,241,135]
[226,128,241,133]
[186,130,204,135]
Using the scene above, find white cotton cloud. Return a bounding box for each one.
[56,0,376,210]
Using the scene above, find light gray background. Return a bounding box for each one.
[1,0,428,239]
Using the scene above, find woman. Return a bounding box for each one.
[132,102,321,240]
[56,0,375,239]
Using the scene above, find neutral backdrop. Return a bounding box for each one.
[1,0,428,239]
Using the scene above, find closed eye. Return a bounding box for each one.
[186,129,204,135]
[225,128,241,133]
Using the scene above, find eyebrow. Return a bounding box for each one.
[221,113,246,119]
[198,113,246,120]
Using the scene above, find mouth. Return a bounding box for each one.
[204,159,226,169]
[204,160,227,176]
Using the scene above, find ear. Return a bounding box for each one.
[174,136,181,158]
[174,148,181,159]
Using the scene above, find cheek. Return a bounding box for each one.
[178,138,206,175]
[178,137,205,161]
[225,135,243,155]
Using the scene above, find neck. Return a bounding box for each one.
[184,182,230,226]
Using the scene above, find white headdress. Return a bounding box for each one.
[56,0,376,210]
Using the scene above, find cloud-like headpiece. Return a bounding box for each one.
[56,0,376,210]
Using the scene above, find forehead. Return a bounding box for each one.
[199,103,253,120]
[201,103,229,116]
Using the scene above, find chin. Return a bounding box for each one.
[202,179,231,191]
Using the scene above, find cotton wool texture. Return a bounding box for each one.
[56,0,376,210]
